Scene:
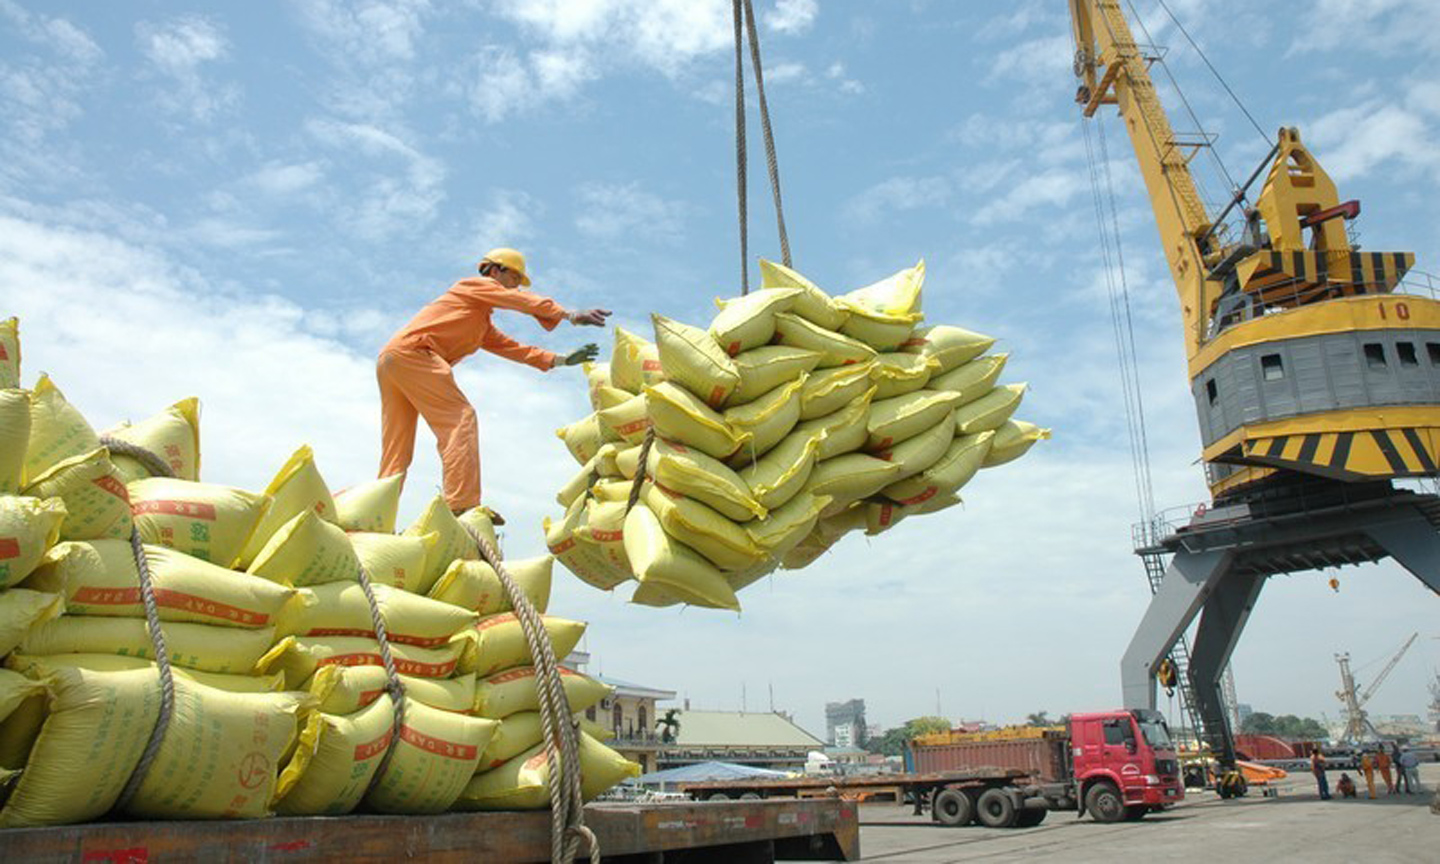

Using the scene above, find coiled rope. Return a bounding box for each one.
[732,0,791,295]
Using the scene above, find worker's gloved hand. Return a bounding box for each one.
[569,308,611,327]
[560,344,600,367]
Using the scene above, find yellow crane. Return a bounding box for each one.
[1067,0,1440,777]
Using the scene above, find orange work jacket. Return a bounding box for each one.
[383,277,566,370]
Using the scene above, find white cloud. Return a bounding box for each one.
[1306,85,1440,184]
[492,0,731,76]
[969,168,1089,226]
[0,2,103,184]
[0,0,102,64]
[306,119,446,238]
[573,182,686,244]
[765,61,806,85]
[987,33,1072,87]
[826,61,864,95]
[765,0,818,35]
[843,176,951,225]
[292,0,432,121]
[247,161,327,197]
[134,16,237,122]
[472,189,540,249]
[1288,0,1440,54]
[470,45,600,123]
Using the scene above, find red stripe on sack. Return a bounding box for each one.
[524,750,549,770]
[655,483,682,500]
[476,614,516,632]
[878,504,895,527]
[70,587,270,625]
[132,500,217,521]
[304,628,448,648]
[354,729,394,761]
[0,344,8,360]
[394,657,456,677]
[92,475,129,501]
[358,688,385,706]
[897,487,938,506]
[875,451,894,462]
[642,360,662,372]
[72,586,141,605]
[873,437,893,450]
[319,652,382,668]
[0,538,24,560]
[707,386,726,408]
[616,419,650,436]
[400,725,478,760]
[726,341,741,357]
[589,529,622,542]
[670,442,689,453]
[489,667,536,684]
[900,337,927,348]
[549,538,576,554]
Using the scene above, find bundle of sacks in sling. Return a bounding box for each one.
[548,261,1049,611]
[0,316,636,827]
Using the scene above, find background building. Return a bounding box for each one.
[826,699,867,748]
[658,710,825,772]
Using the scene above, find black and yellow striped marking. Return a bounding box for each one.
[1233,249,1414,309]
[1242,426,1440,480]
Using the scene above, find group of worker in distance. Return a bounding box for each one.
[1310,744,1424,800]
[375,248,610,525]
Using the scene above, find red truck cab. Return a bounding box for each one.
[1069,708,1183,818]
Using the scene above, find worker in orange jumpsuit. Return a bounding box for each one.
[378,248,609,522]
[1360,750,1377,799]
[1375,747,1395,794]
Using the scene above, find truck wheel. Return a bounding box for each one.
[975,788,1018,828]
[1015,808,1048,828]
[739,792,762,800]
[706,792,731,801]
[1084,783,1125,823]
[932,789,974,827]
[1123,805,1148,821]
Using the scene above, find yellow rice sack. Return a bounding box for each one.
[545,500,632,591]
[22,616,277,674]
[730,344,823,405]
[596,392,651,444]
[0,589,64,656]
[129,477,271,568]
[653,314,740,409]
[307,664,476,714]
[573,497,631,576]
[23,448,132,541]
[557,453,602,509]
[954,383,1026,435]
[882,430,995,505]
[456,733,639,810]
[773,312,876,368]
[623,504,739,610]
[589,477,632,504]
[643,483,767,570]
[737,428,821,512]
[261,635,465,689]
[983,420,1050,467]
[900,325,996,374]
[839,309,916,352]
[710,287,801,356]
[0,495,66,587]
[629,580,682,607]
[28,540,297,628]
[105,397,201,483]
[724,375,806,459]
[583,360,612,408]
[24,375,101,487]
[793,389,874,461]
[872,416,955,481]
[404,495,481,587]
[454,506,501,555]
[930,352,1008,404]
[274,696,391,815]
[803,454,903,513]
[592,384,633,411]
[865,492,962,535]
[871,353,937,399]
[646,438,764,522]
[278,581,475,648]
[428,555,552,616]
[726,558,780,592]
[479,710,547,770]
[556,412,606,464]
[610,326,665,394]
[8,652,286,693]
[473,665,612,719]
[580,715,616,741]
[239,445,339,568]
[364,700,497,814]
[463,613,586,676]
[835,260,925,321]
[0,667,44,724]
[745,490,831,556]
[333,473,404,533]
[781,505,867,569]
[0,388,31,494]
[0,666,158,827]
[124,680,308,820]
[0,317,18,389]
[646,381,749,460]
[351,530,438,594]
[866,390,964,451]
[246,510,361,587]
[799,362,877,420]
[758,260,848,330]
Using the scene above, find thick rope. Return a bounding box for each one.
[741,0,791,268]
[625,427,657,514]
[463,524,597,864]
[733,0,749,295]
[100,435,175,479]
[356,564,408,792]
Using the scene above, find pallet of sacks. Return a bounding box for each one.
[0,316,636,827]
[546,262,1049,610]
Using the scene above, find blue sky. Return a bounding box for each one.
[4,0,1439,738]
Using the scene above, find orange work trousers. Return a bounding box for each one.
[377,348,481,511]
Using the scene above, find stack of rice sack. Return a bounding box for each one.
[546,261,1049,610]
[0,316,637,825]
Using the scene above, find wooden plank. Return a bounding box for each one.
[0,798,859,863]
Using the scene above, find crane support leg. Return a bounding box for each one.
[1366,516,1440,596]
[1120,548,1230,711]
[1187,572,1265,766]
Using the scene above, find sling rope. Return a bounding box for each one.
[733,0,791,295]
[625,427,657,513]
[463,523,598,864]
[356,562,408,793]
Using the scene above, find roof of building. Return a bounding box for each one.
[634,760,790,786]
[592,674,676,701]
[671,711,825,748]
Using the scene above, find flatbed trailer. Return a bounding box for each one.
[0,798,859,863]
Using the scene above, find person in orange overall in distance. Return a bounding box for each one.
[1375,746,1395,794]
[1360,750,1377,799]
[377,248,609,523]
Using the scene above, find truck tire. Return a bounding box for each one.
[706,792,732,801]
[1015,808,1048,828]
[739,792,762,800]
[975,788,1018,828]
[1084,782,1124,823]
[932,788,974,827]
[1123,805,1148,821]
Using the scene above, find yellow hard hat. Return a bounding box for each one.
[480,247,531,285]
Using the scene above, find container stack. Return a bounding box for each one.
[547,261,1048,610]
[0,316,637,827]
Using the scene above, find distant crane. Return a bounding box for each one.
[1335,633,1418,742]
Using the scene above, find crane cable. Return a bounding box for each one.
[733,0,792,295]
[1150,0,1269,144]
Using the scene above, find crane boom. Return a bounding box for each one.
[1358,632,1418,706]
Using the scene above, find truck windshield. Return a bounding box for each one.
[1137,719,1172,749]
